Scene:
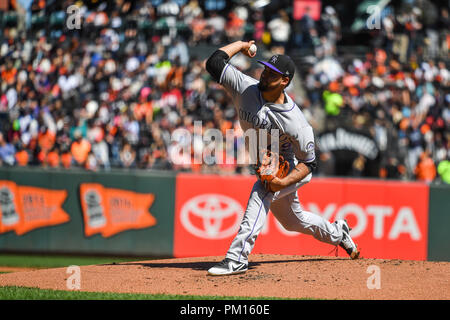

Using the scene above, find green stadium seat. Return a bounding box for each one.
[50,11,65,28]
[175,21,188,31]
[155,18,168,31]
[244,24,254,33]
[243,24,254,38]
[138,19,153,31]
[31,13,46,29]
[3,12,18,27]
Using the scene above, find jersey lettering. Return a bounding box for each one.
[239,109,278,131]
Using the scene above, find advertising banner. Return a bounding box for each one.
[318,127,380,176]
[293,0,322,21]
[79,183,157,238]
[0,180,69,235]
[174,175,429,260]
[0,168,175,257]
[174,174,254,258]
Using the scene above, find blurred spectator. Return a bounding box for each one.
[414,151,437,182]
[437,160,450,184]
[189,10,207,44]
[206,11,226,45]
[61,148,73,169]
[90,125,110,169]
[15,146,29,167]
[0,133,15,166]
[150,148,173,170]
[168,38,190,67]
[380,156,406,180]
[71,131,91,167]
[323,89,344,116]
[317,151,335,177]
[46,146,60,168]
[182,0,203,26]
[204,0,225,11]
[226,8,245,42]
[351,154,367,177]
[320,6,341,48]
[86,151,99,171]
[252,10,265,45]
[267,10,291,54]
[119,142,136,168]
[158,0,180,17]
[37,126,56,155]
[294,6,317,48]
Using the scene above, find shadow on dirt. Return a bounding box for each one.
[99,257,347,271]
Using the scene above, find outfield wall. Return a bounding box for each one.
[0,168,449,261]
[174,174,430,260]
[427,184,450,261]
[0,168,176,256]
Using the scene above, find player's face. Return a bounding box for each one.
[258,67,289,92]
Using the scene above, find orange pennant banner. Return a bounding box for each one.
[0,180,70,235]
[79,183,157,238]
[0,181,21,234]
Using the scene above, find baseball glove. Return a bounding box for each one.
[256,150,289,192]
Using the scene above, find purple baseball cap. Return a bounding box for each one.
[257,54,295,80]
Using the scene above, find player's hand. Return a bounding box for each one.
[267,177,287,193]
[240,40,256,58]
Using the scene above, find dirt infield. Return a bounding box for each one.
[0,267,39,273]
[0,254,449,300]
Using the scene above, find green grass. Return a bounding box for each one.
[0,254,153,269]
[0,286,294,300]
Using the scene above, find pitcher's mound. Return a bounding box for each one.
[0,254,449,300]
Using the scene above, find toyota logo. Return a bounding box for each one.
[180,194,244,239]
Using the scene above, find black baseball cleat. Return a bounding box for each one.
[207,258,248,276]
[335,219,360,260]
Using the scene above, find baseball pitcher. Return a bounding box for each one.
[205,40,360,276]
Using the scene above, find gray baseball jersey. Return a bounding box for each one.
[219,62,316,164]
[215,60,343,265]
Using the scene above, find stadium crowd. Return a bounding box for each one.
[0,0,448,183]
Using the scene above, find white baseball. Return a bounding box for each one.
[249,44,257,55]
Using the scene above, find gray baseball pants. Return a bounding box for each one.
[226,173,343,264]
